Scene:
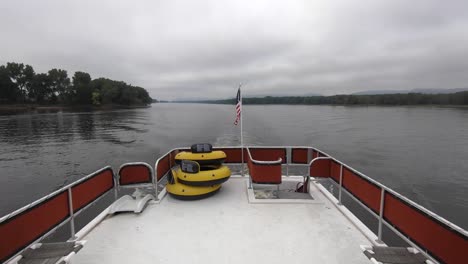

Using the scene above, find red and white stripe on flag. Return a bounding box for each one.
[234,87,241,125]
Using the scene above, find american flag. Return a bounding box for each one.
[234,86,241,125]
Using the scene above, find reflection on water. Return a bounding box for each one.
[78,113,94,141]
[0,104,467,230]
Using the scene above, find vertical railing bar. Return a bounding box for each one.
[67,188,75,239]
[338,164,343,205]
[247,148,252,189]
[382,221,438,264]
[377,188,385,243]
[154,157,160,200]
[113,171,119,201]
[286,147,290,176]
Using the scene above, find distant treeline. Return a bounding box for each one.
[195,92,468,106]
[0,62,152,106]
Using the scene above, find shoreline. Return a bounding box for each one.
[0,104,151,115]
[168,102,468,108]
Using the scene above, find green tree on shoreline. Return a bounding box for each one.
[189,92,468,106]
[48,69,71,102]
[5,63,35,102]
[0,62,153,106]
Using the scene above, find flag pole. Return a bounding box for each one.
[239,83,244,176]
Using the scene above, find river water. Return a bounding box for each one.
[0,104,467,229]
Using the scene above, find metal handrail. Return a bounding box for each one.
[117,162,157,199]
[0,166,116,263]
[0,166,113,224]
[308,147,468,236]
[156,145,468,251]
[306,150,467,264]
[1,145,466,264]
[154,144,467,236]
[154,148,178,180]
[246,147,282,164]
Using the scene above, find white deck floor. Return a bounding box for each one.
[74,177,372,264]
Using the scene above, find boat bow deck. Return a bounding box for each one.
[74,177,372,264]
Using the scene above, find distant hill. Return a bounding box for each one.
[175,91,468,106]
[353,88,468,95]
[172,92,322,102]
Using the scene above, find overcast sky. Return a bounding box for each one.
[1,0,468,100]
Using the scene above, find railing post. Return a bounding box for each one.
[154,165,159,200]
[338,164,343,205]
[286,148,290,176]
[113,172,119,201]
[67,188,76,239]
[246,147,252,189]
[377,188,385,243]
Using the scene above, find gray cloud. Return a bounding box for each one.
[1,0,468,100]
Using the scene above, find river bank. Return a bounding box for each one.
[0,103,152,115]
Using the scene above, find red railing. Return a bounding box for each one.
[155,146,468,263]
[118,163,154,186]
[248,148,287,164]
[0,191,69,263]
[306,150,468,264]
[0,166,115,263]
[7,145,457,264]
[155,149,190,181]
[215,147,243,163]
[291,148,308,164]
[246,148,282,184]
[156,153,171,181]
[71,168,114,212]
[383,192,467,263]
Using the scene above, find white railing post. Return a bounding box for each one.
[377,188,385,243]
[247,148,252,189]
[338,164,343,205]
[154,176,159,201]
[67,188,75,239]
[113,172,119,201]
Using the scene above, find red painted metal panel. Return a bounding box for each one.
[330,161,341,183]
[384,193,468,263]
[292,148,308,164]
[156,155,170,180]
[249,148,286,164]
[119,165,151,185]
[342,168,381,213]
[309,159,331,178]
[312,150,318,159]
[71,168,114,212]
[0,191,69,262]
[169,151,176,167]
[216,148,242,163]
[247,159,282,184]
